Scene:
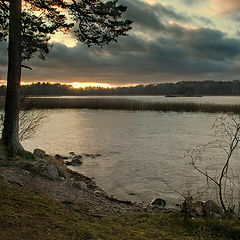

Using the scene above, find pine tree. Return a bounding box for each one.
[0,0,132,154]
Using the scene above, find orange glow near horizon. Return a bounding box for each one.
[66,82,113,89]
[0,80,138,88]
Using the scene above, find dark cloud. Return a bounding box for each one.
[120,0,191,31]
[193,15,213,26]
[1,0,240,85]
[120,0,166,31]
[181,0,206,5]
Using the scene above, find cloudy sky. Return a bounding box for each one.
[1,0,240,86]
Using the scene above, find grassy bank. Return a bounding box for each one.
[0,177,240,240]
[14,98,240,114]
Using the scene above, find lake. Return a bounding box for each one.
[23,96,240,207]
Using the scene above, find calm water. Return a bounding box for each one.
[23,104,240,206]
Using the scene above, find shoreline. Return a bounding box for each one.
[1,148,240,239]
[0,148,173,215]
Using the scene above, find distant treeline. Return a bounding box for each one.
[1,80,240,96]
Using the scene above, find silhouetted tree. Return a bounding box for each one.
[0,0,132,153]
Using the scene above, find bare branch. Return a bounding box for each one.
[21,64,32,70]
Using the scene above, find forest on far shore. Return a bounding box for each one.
[0,80,240,96]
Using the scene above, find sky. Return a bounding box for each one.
[1,0,240,87]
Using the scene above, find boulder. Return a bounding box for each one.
[35,160,59,180]
[71,157,82,166]
[69,152,75,157]
[181,198,204,218]
[55,154,63,159]
[193,201,205,216]
[72,155,82,159]
[151,198,166,207]
[72,181,88,190]
[46,164,59,179]
[202,200,223,217]
[152,205,161,211]
[33,149,46,158]
[65,161,73,166]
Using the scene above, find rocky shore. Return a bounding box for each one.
[0,147,227,220]
[1,148,239,239]
[0,148,175,216]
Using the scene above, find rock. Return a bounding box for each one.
[202,200,223,217]
[71,157,82,166]
[128,192,136,196]
[151,198,166,207]
[35,160,59,180]
[152,205,161,211]
[65,161,73,166]
[94,190,102,197]
[194,201,205,216]
[55,154,69,160]
[85,154,95,158]
[47,164,59,179]
[55,154,63,159]
[8,179,24,187]
[72,155,82,160]
[181,197,204,218]
[33,149,46,158]
[72,181,88,190]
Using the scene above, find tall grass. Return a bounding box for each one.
[1,97,237,114]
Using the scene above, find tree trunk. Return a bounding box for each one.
[2,0,23,153]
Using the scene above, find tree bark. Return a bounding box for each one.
[2,0,23,153]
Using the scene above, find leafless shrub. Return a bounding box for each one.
[186,114,240,214]
[0,97,49,142]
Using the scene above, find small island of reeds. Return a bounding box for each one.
[6,97,240,114]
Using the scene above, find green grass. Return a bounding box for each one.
[0,177,240,239]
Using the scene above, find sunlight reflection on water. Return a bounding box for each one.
[23,107,240,206]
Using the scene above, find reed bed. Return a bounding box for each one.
[5,97,239,114]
